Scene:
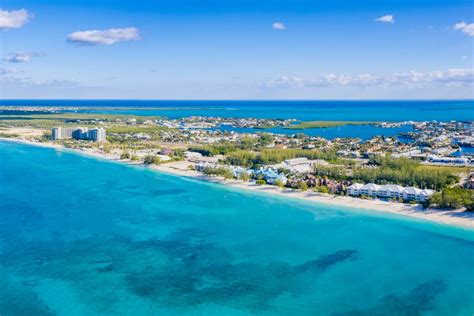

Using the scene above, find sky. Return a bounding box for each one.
[0,0,473,100]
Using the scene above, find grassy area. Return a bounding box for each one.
[417,165,472,176]
[106,126,169,134]
[0,132,20,138]
[0,119,66,129]
[284,121,377,129]
[0,112,166,130]
[0,113,163,121]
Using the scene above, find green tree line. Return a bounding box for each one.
[423,187,474,211]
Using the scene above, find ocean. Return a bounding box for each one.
[1,99,473,121]
[1,140,473,315]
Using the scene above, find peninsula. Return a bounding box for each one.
[1,107,472,228]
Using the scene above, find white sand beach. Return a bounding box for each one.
[2,136,473,229]
[151,160,474,229]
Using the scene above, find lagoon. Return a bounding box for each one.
[214,123,414,141]
[0,141,473,315]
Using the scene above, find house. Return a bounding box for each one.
[361,183,380,197]
[230,166,249,178]
[347,182,434,202]
[418,189,435,202]
[255,168,287,185]
[184,151,203,162]
[348,183,364,196]
[402,187,421,201]
[378,184,405,199]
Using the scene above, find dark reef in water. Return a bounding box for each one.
[0,226,361,314]
[296,250,358,272]
[334,279,447,316]
[0,275,54,316]
[125,246,358,311]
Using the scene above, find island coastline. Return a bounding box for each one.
[2,136,473,230]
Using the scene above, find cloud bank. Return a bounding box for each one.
[0,67,22,75]
[454,21,474,37]
[260,69,474,89]
[0,8,31,29]
[0,75,80,88]
[67,27,140,45]
[3,51,46,63]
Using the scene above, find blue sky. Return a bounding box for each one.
[0,0,473,99]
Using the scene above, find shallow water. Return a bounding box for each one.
[0,141,473,315]
[214,124,413,140]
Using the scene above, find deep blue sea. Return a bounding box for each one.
[1,140,473,315]
[1,100,473,121]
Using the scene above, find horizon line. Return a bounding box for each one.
[1,98,473,102]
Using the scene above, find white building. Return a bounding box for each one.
[360,183,380,197]
[274,158,328,174]
[348,183,364,196]
[184,151,203,162]
[419,189,435,202]
[51,127,75,140]
[230,166,249,178]
[403,187,420,201]
[255,168,288,185]
[89,128,107,142]
[403,187,434,202]
[51,127,106,142]
[428,156,469,165]
[348,182,434,202]
[377,184,405,199]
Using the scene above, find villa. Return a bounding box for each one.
[377,184,406,198]
[360,183,380,197]
[347,183,364,196]
[348,183,434,202]
[272,157,329,174]
[255,168,288,185]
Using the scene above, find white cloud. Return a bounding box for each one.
[67,27,140,46]
[3,51,46,63]
[261,75,304,88]
[260,69,474,88]
[0,75,80,88]
[0,67,22,75]
[454,21,474,37]
[272,22,286,30]
[0,9,32,29]
[375,15,395,24]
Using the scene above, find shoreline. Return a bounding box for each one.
[2,137,473,230]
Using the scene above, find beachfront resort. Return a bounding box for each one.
[52,127,107,142]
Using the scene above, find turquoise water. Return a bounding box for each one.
[2,100,473,121]
[1,140,474,315]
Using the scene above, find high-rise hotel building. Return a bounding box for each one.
[51,127,106,142]
[51,127,75,139]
